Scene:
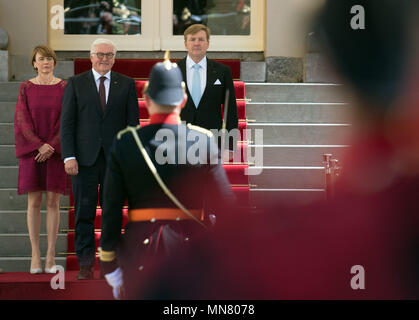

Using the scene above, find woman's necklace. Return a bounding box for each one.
[36,75,54,85]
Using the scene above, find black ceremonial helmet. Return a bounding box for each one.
[144,51,186,106]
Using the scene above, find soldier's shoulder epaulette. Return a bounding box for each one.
[187,123,213,138]
[117,125,141,140]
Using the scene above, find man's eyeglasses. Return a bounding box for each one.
[92,52,115,59]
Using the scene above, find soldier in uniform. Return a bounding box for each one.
[136,0,419,300]
[99,56,235,299]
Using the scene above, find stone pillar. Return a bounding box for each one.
[0,28,9,81]
[304,31,324,82]
[303,31,340,83]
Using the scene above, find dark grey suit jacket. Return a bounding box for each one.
[60,70,139,166]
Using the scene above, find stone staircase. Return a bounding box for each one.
[245,83,353,208]
[0,80,352,271]
[0,82,68,272]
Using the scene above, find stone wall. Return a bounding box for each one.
[0,28,9,81]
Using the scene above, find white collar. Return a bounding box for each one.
[92,69,111,81]
[186,55,207,69]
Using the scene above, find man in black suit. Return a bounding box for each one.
[60,38,139,280]
[177,24,239,153]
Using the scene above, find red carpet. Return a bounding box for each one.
[0,271,113,300]
[66,59,250,271]
[137,99,246,119]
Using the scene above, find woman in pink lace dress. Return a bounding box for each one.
[14,45,68,274]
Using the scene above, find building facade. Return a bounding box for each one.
[0,0,326,82]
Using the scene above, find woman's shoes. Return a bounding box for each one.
[30,257,42,274]
[30,257,58,274]
[30,268,43,274]
[44,265,58,274]
[29,266,58,274]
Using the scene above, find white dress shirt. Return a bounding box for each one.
[64,69,112,163]
[186,55,207,97]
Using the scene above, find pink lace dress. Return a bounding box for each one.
[14,80,69,195]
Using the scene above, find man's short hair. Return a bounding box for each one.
[184,24,211,41]
[90,38,117,55]
[31,45,57,71]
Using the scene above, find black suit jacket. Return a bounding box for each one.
[60,70,139,166]
[178,57,238,135]
[100,122,235,273]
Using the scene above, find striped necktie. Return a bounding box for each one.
[99,76,106,112]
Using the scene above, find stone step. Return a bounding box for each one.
[250,189,325,208]
[2,82,346,103]
[0,188,28,211]
[0,123,14,145]
[0,189,69,211]
[0,82,21,102]
[246,123,353,145]
[0,166,17,188]
[0,102,15,123]
[248,145,348,166]
[0,233,67,256]
[0,145,18,166]
[249,167,325,189]
[0,257,66,272]
[241,61,266,82]
[0,210,69,233]
[246,102,354,123]
[245,83,348,103]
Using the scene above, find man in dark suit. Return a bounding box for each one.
[60,38,139,280]
[177,24,238,153]
[99,57,235,299]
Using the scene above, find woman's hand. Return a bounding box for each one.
[35,143,54,162]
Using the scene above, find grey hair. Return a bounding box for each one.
[90,38,117,55]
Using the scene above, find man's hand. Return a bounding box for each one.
[65,159,79,175]
[35,143,54,163]
[104,267,125,300]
